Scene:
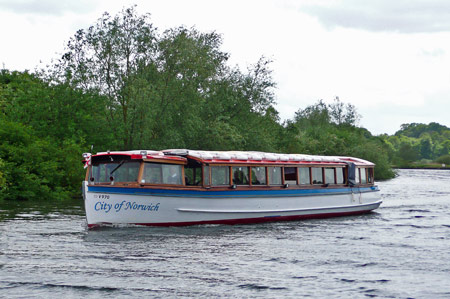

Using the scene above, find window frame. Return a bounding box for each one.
[186,162,360,188]
[335,167,345,184]
[359,167,368,184]
[311,167,324,185]
[250,166,267,186]
[283,166,298,185]
[298,167,311,185]
[367,167,374,183]
[141,162,185,186]
[324,167,336,185]
[89,161,141,185]
[232,166,250,185]
[268,166,283,185]
[184,164,203,186]
[210,165,231,186]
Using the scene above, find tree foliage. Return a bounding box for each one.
[285,99,394,179]
[56,7,277,151]
[56,6,158,149]
[382,122,450,165]
[0,6,402,200]
[0,119,83,200]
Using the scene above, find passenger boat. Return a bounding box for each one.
[82,149,381,228]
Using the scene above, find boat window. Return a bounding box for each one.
[163,164,183,185]
[143,163,162,184]
[284,167,297,184]
[211,166,230,186]
[251,167,267,185]
[232,166,249,185]
[268,167,282,185]
[360,168,367,184]
[336,167,345,184]
[90,161,140,183]
[203,165,210,186]
[142,163,182,185]
[368,168,374,183]
[298,167,310,184]
[185,165,202,186]
[312,167,324,184]
[90,163,109,183]
[324,168,335,184]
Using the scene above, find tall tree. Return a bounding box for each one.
[56,6,279,151]
[139,26,230,149]
[328,96,361,126]
[57,6,157,149]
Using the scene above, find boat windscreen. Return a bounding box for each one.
[90,161,140,183]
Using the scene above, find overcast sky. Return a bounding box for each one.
[1,0,449,135]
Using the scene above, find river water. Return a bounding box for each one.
[1,169,449,298]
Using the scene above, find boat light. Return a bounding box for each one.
[140,150,147,159]
[82,153,91,159]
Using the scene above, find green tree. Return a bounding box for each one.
[3,70,113,148]
[436,140,450,157]
[436,154,450,165]
[287,100,394,179]
[419,136,433,160]
[328,96,360,126]
[56,7,279,151]
[396,122,449,138]
[138,26,231,149]
[397,142,419,163]
[57,6,157,149]
[391,122,450,163]
[0,158,6,190]
[2,6,403,202]
[0,119,83,200]
[0,70,106,200]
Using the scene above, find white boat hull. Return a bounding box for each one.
[83,182,382,228]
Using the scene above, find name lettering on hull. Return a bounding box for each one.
[94,199,160,213]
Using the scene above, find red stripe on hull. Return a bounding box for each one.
[87,209,376,229]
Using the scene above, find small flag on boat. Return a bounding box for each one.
[83,153,91,169]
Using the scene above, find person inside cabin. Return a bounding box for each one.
[252,167,266,185]
[233,169,244,185]
[251,167,266,185]
[166,165,180,184]
[251,169,259,185]
[233,167,249,185]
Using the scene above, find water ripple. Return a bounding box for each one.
[1,169,450,298]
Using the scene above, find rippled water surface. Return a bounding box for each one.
[1,169,450,298]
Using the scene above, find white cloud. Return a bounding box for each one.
[299,0,450,33]
[0,0,98,16]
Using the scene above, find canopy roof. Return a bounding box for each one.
[85,149,375,166]
[164,149,374,166]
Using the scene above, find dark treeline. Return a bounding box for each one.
[4,6,443,201]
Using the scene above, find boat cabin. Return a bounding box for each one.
[83,149,375,190]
